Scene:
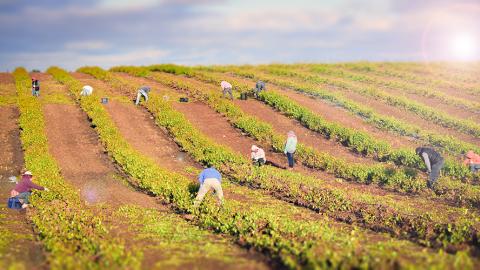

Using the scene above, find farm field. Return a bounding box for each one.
[1,62,480,269]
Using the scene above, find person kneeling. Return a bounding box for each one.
[251,145,266,166]
[10,171,48,208]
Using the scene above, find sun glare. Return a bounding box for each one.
[451,33,477,60]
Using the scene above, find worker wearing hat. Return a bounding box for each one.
[251,145,266,166]
[10,171,48,208]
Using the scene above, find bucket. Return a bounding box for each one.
[240,93,248,100]
[101,97,109,104]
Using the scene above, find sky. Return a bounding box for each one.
[0,0,479,71]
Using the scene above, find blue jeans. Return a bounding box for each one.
[16,192,31,204]
[286,152,294,168]
[32,90,39,97]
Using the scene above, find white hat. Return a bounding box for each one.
[251,145,258,151]
[23,171,32,176]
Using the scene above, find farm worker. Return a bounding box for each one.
[10,171,48,208]
[251,145,266,166]
[135,86,151,105]
[221,81,233,100]
[31,77,40,97]
[254,80,266,97]
[463,150,480,173]
[415,147,444,188]
[80,85,93,96]
[194,165,224,207]
[284,131,297,170]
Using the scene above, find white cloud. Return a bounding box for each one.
[65,40,111,50]
[97,0,162,10]
[1,48,170,71]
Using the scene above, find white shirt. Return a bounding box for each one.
[251,148,266,161]
[221,81,232,90]
[80,85,93,96]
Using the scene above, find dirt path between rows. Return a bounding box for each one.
[335,68,480,123]
[224,73,421,150]
[71,73,273,269]
[0,106,46,269]
[0,74,46,269]
[333,78,480,146]
[265,71,480,147]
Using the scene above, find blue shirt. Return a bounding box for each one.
[198,167,222,185]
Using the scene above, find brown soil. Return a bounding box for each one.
[109,72,480,259]
[333,78,480,146]
[338,68,480,122]
[0,72,14,84]
[105,101,202,174]
[0,105,46,269]
[70,73,273,269]
[226,73,421,150]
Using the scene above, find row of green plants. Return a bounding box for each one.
[111,66,430,193]
[301,63,480,115]
[105,65,480,253]
[13,67,139,270]
[114,205,269,269]
[338,62,469,93]
[134,65,480,208]
[217,65,480,176]
[52,66,470,270]
[391,62,480,86]
[265,64,480,140]
[369,62,480,98]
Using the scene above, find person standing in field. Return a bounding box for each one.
[415,147,444,188]
[254,80,266,97]
[284,131,297,170]
[10,171,49,208]
[220,81,233,100]
[463,150,480,173]
[135,86,151,105]
[31,77,40,97]
[194,165,224,207]
[251,145,266,166]
[80,85,93,96]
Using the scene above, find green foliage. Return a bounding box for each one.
[13,67,140,270]
[108,65,480,255]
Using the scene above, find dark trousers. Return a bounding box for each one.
[470,163,480,173]
[253,158,266,166]
[429,158,444,185]
[286,152,294,168]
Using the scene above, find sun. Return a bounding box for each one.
[450,33,477,61]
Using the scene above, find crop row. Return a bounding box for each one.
[57,64,480,267]
[372,63,480,98]
[132,64,480,208]
[104,65,480,253]
[301,63,480,115]
[337,62,480,97]
[217,65,480,176]
[264,65,480,142]
[51,66,383,269]
[12,68,139,270]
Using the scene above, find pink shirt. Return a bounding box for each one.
[14,175,44,193]
[221,81,232,90]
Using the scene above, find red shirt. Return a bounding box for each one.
[14,175,44,193]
